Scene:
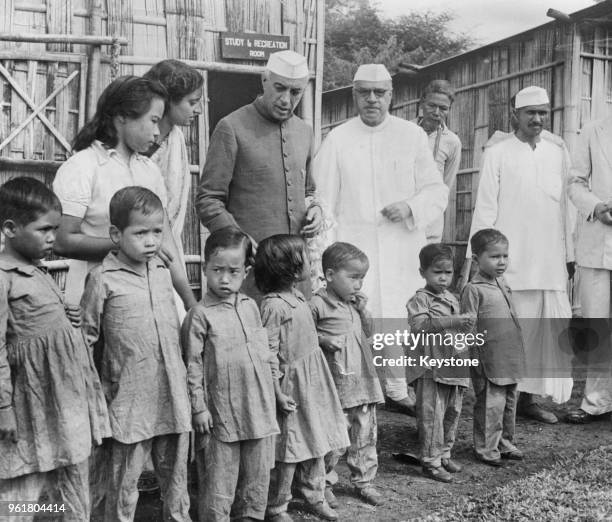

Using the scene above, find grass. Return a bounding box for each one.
[434,445,612,521]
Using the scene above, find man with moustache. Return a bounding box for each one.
[197,50,322,299]
[314,64,448,414]
[415,79,462,244]
[465,86,575,423]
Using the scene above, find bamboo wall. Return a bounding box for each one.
[320,4,612,262]
[0,0,325,295]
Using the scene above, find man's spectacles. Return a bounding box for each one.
[354,88,390,99]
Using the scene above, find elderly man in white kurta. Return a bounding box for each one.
[467,86,574,424]
[314,64,448,410]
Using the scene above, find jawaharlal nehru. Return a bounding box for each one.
[197,50,323,299]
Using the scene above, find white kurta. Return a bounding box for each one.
[468,130,574,402]
[314,115,448,318]
[468,131,574,290]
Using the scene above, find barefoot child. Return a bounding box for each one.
[182,227,279,521]
[461,229,526,466]
[0,177,109,520]
[406,244,474,483]
[310,242,384,507]
[80,186,192,521]
[255,235,349,522]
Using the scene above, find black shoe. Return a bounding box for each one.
[565,408,609,424]
[422,466,453,483]
[475,456,504,467]
[441,458,463,473]
[519,403,558,424]
[501,449,523,460]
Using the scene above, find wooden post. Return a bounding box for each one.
[199,70,210,294]
[313,0,324,147]
[87,1,104,121]
[563,24,582,153]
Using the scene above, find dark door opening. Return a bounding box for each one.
[208,71,262,133]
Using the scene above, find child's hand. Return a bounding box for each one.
[64,304,82,328]
[192,411,213,434]
[0,411,18,443]
[319,336,344,353]
[457,314,476,330]
[351,292,369,313]
[277,393,297,415]
[157,246,175,267]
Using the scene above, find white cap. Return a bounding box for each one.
[353,64,392,82]
[266,50,309,79]
[514,86,549,108]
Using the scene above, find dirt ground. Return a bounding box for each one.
[135,379,610,521]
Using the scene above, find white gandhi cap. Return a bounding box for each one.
[514,86,550,108]
[266,50,309,79]
[353,64,392,82]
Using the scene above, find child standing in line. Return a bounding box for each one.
[461,229,526,466]
[310,242,384,507]
[406,244,474,483]
[80,186,192,522]
[0,177,109,521]
[181,227,279,522]
[254,235,349,522]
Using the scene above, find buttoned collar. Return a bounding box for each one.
[265,288,305,308]
[100,251,165,277]
[470,273,503,286]
[91,140,147,166]
[415,287,456,303]
[0,255,45,276]
[253,97,294,125]
[315,287,349,309]
[202,291,250,308]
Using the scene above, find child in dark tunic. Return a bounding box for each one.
[182,227,279,521]
[310,242,384,506]
[461,229,526,466]
[407,244,474,483]
[0,178,109,521]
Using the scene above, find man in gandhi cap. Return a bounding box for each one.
[314,63,448,473]
[463,85,575,425]
[197,50,323,300]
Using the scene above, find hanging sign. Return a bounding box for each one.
[221,32,291,60]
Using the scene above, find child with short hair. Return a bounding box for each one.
[181,227,279,521]
[0,177,109,520]
[80,186,192,521]
[461,229,526,466]
[254,235,349,522]
[310,242,384,507]
[406,244,474,483]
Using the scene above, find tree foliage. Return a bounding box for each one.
[324,0,475,90]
